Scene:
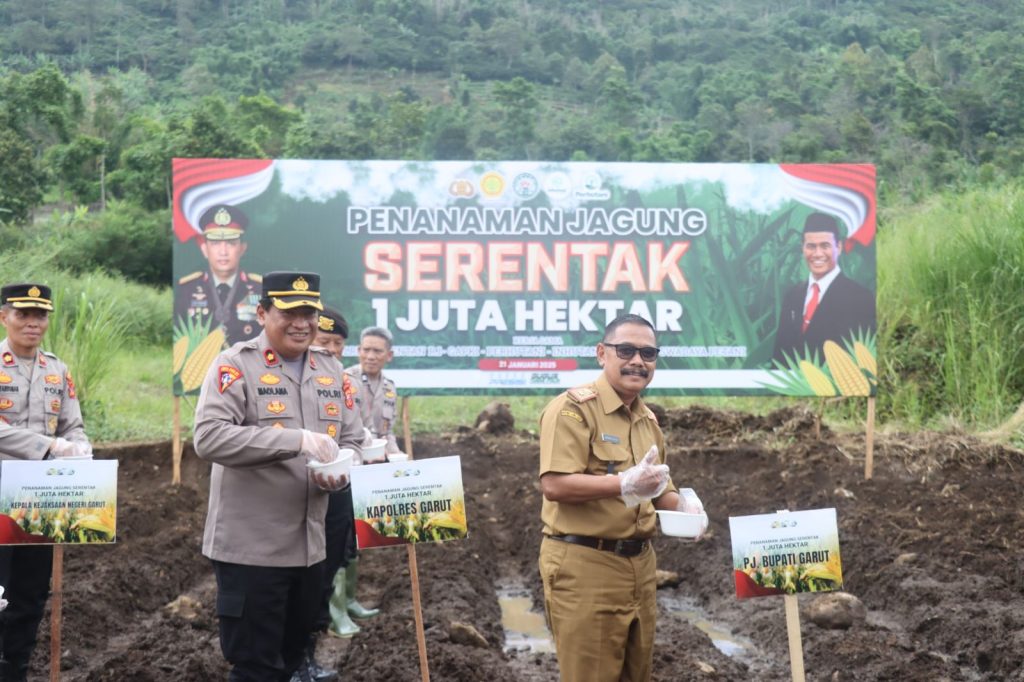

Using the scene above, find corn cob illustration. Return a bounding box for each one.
[799,361,836,396]
[179,328,226,392]
[853,341,877,379]
[824,341,870,396]
[172,335,189,375]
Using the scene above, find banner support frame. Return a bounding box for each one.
[401,396,431,682]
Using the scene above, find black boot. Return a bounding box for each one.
[0,659,27,682]
[305,633,338,682]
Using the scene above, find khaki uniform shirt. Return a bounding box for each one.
[194,331,364,568]
[174,270,262,346]
[344,365,400,454]
[0,339,88,460]
[539,373,675,540]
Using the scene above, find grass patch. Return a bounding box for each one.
[87,345,178,444]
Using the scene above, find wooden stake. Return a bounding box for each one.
[814,398,825,440]
[401,396,429,681]
[50,545,64,682]
[783,593,806,682]
[864,396,876,480]
[172,396,182,485]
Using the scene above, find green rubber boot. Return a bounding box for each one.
[345,558,380,619]
[327,567,361,638]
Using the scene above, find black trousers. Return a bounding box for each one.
[0,544,53,677]
[212,559,324,682]
[314,485,357,631]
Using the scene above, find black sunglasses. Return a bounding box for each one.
[603,343,660,362]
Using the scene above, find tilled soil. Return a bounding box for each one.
[28,405,1024,681]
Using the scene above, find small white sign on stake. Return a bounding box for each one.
[729,508,844,682]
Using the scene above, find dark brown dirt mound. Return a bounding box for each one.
[30,406,1024,681]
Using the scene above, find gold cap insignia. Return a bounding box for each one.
[292,277,309,292]
[28,286,41,298]
[318,316,334,331]
[214,208,232,226]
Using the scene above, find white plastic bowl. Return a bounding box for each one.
[388,452,409,462]
[656,510,708,538]
[362,438,388,464]
[306,448,353,478]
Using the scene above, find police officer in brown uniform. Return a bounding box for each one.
[344,326,401,458]
[194,272,363,682]
[538,314,705,682]
[175,204,262,347]
[0,283,92,682]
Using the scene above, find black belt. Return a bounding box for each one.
[550,534,649,557]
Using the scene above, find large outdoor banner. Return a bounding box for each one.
[172,160,876,397]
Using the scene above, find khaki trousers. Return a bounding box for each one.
[539,536,657,682]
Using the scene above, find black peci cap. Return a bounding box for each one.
[317,306,349,338]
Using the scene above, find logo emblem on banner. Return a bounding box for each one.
[512,173,539,199]
[480,172,505,198]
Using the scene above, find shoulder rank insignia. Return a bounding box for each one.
[218,366,242,393]
[247,272,263,283]
[566,387,597,403]
[2,352,14,367]
[645,407,658,423]
[263,349,279,367]
[178,271,203,285]
[259,373,280,385]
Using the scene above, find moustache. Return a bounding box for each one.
[620,367,649,378]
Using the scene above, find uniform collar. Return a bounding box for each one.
[0,338,45,367]
[595,373,646,420]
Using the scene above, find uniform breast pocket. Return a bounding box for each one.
[589,441,630,476]
[256,396,293,426]
[318,399,343,422]
[0,392,25,423]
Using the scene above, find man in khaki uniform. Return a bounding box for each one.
[538,314,705,682]
[194,272,362,682]
[0,283,92,682]
[344,326,401,459]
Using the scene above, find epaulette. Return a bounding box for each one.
[645,406,658,423]
[566,386,597,403]
[178,271,203,285]
[40,350,57,359]
[247,272,263,283]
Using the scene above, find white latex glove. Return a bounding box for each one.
[362,427,374,447]
[310,469,349,492]
[299,430,337,464]
[678,487,709,539]
[49,437,77,459]
[677,488,705,514]
[73,441,93,459]
[619,445,670,508]
[0,585,7,612]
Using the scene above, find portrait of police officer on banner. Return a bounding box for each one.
[174,204,263,347]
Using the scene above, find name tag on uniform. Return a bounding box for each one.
[600,433,620,444]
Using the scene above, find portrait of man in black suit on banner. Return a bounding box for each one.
[771,212,876,365]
